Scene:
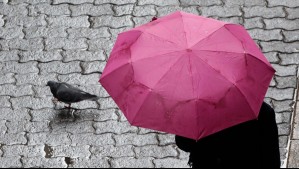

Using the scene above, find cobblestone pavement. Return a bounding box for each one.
[0,0,298,168]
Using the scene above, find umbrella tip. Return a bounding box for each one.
[151,17,158,22]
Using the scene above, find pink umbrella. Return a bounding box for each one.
[99,11,275,140]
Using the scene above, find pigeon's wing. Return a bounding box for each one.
[56,87,76,103]
[57,83,98,103]
[61,83,85,92]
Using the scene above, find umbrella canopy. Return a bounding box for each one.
[99,11,275,140]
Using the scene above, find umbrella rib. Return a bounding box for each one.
[132,50,181,63]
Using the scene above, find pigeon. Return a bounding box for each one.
[46,81,100,109]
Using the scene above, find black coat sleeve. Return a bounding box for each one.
[175,135,197,153]
[259,102,281,168]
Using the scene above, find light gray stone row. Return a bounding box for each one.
[67,27,110,39]
[114,4,134,16]
[268,0,299,7]
[0,26,24,39]
[0,157,22,168]
[69,133,115,146]
[283,30,299,42]
[279,53,299,65]
[244,17,264,29]
[90,145,135,158]
[135,145,178,158]
[39,61,82,74]
[8,0,51,4]
[94,120,138,134]
[243,6,285,18]
[47,16,90,28]
[133,5,157,17]
[0,84,34,97]
[22,157,67,168]
[5,15,47,28]
[133,16,154,26]
[157,134,175,146]
[11,96,54,110]
[266,87,295,100]
[70,100,99,109]
[0,108,30,121]
[279,136,289,148]
[87,38,114,53]
[95,0,136,5]
[0,73,15,85]
[158,6,201,19]
[2,145,45,158]
[6,121,27,133]
[0,132,27,145]
[181,0,222,6]
[8,38,44,51]
[45,38,88,50]
[69,157,110,168]
[51,121,95,134]
[30,108,57,122]
[98,97,118,109]
[51,145,91,158]
[90,15,134,28]
[19,50,63,62]
[26,121,51,133]
[28,133,71,146]
[1,61,39,74]
[70,4,113,16]
[278,123,291,136]
[218,17,243,25]
[138,0,179,6]
[200,6,242,17]
[24,27,68,39]
[58,73,101,86]
[114,133,158,146]
[15,73,57,86]
[223,0,266,7]
[288,141,299,168]
[81,61,106,74]
[0,96,11,108]
[0,3,28,16]
[264,52,280,63]
[264,18,299,30]
[261,41,299,53]
[154,158,190,168]
[110,157,154,168]
[285,8,299,19]
[247,29,283,41]
[0,120,7,135]
[272,64,297,76]
[53,0,94,4]
[0,50,19,61]
[272,100,295,113]
[276,76,297,88]
[29,4,70,16]
[62,50,106,62]
[0,15,3,27]
[73,109,118,122]
[276,112,292,124]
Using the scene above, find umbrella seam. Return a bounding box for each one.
[180,12,188,48]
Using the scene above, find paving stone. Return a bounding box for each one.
[51,121,95,134]
[94,120,138,134]
[26,121,50,133]
[29,4,70,16]
[135,145,178,158]
[2,145,45,158]
[285,8,299,19]
[288,140,299,168]
[279,136,289,148]
[22,157,67,168]
[244,17,264,29]
[81,61,106,74]
[276,76,297,88]
[133,5,157,17]
[30,108,57,122]
[87,38,115,53]
[95,0,136,5]
[45,38,88,50]
[0,26,24,39]
[278,123,291,136]
[0,96,11,108]
[181,0,222,6]
[90,145,135,158]
[6,121,27,133]
[70,133,115,146]
[62,50,106,62]
[58,73,101,86]
[264,52,280,63]
[248,29,283,41]
[0,108,30,121]
[272,100,295,113]
[8,0,51,4]
[261,41,299,53]
[0,84,34,97]
[53,0,94,4]
[114,4,134,16]
[111,157,155,168]
[138,0,179,6]
[0,73,15,85]
[272,64,297,76]
[98,97,118,109]
[276,112,292,124]
[293,106,299,139]
[52,145,90,158]
[0,15,3,26]
[0,132,27,145]
[90,15,134,28]
[47,16,90,28]
[70,4,113,16]
[68,27,110,39]
[24,27,68,39]
[0,3,28,16]
[28,133,71,146]
[15,73,57,86]
[74,109,118,122]
[158,134,176,146]
[279,53,299,65]
[154,158,190,168]
[8,38,44,51]
[268,0,299,7]
[223,0,266,6]
[5,15,47,28]
[283,30,299,42]
[219,17,243,25]
[70,157,110,168]
[0,50,19,61]
[80,84,110,98]
[0,120,7,135]
[39,61,82,74]
[2,61,39,74]
[200,6,242,17]
[266,87,294,100]
[114,133,158,146]
[19,50,63,63]
[11,96,54,110]
[133,16,155,26]
[0,157,22,168]
[264,18,299,30]
[244,6,285,18]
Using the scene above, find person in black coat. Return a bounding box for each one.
[176,102,281,168]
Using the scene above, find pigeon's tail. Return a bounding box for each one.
[83,94,100,101]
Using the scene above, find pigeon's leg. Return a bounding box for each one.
[52,98,59,104]
[64,104,71,109]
